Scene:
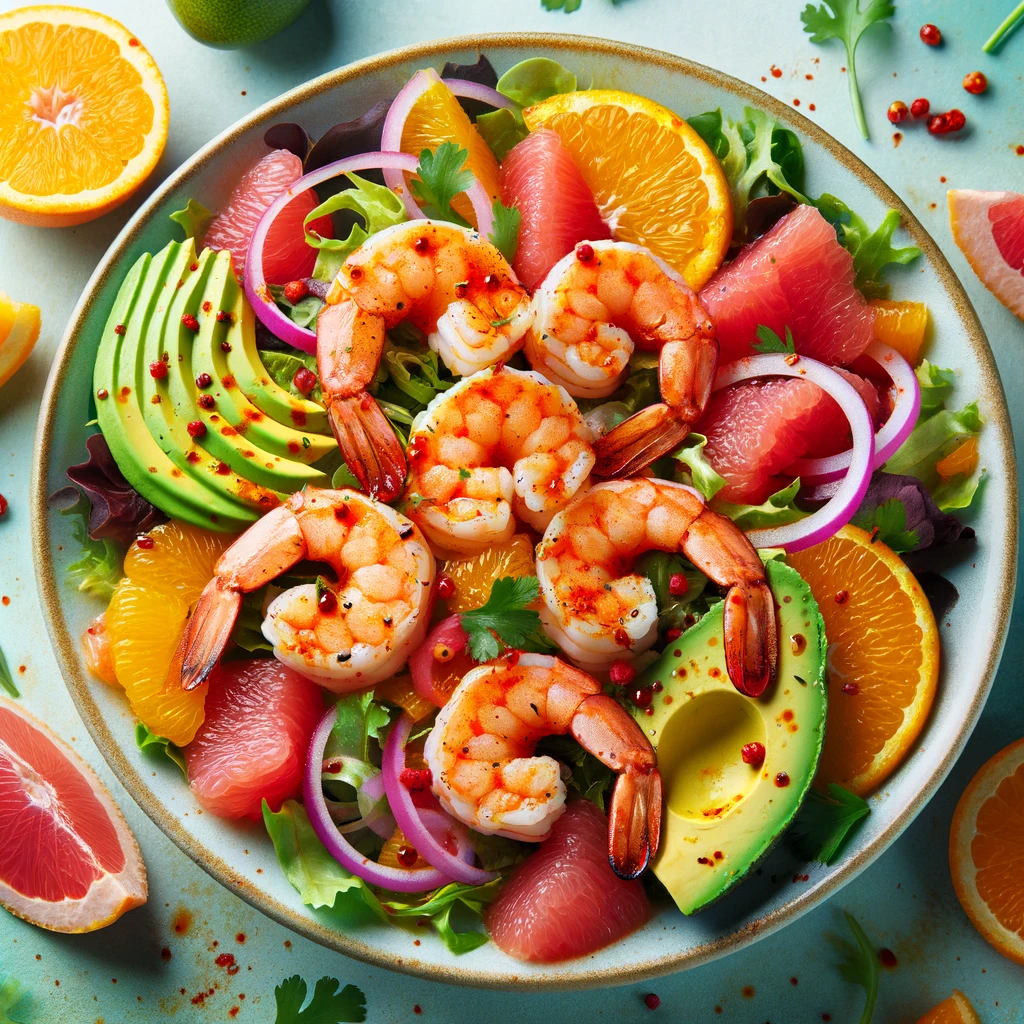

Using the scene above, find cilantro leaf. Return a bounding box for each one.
[0,643,18,699]
[273,974,366,1024]
[0,973,31,1024]
[789,784,870,864]
[800,0,896,139]
[488,200,521,264]
[459,576,555,662]
[169,198,212,240]
[135,723,188,778]
[851,497,919,552]
[411,143,473,226]
[752,324,796,354]
[542,0,583,10]
[836,911,880,1024]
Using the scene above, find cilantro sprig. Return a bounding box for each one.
[273,975,366,1023]
[800,0,896,139]
[460,576,555,662]
[790,783,871,864]
[751,324,796,355]
[837,912,880,1024]
[851,498,919,553]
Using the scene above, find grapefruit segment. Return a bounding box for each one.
[0,698,146,932]
[499,129,610,290]
[485,800,650,962]
[184,658,323,821]
[948,189,1024,321]
[700,204,875,365]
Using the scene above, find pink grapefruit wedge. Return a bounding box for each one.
[485,799,650,962]
[183,659,323,821]
[499,128,611,290]
[203,149,332,284]
[0,698,146,932]
[699,203,875,365]
[948,189,1024,321]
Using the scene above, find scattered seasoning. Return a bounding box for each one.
[793,98,801,106]
[114,323,126,335]
[217,309,234,325]
[149,360,168,379]
[644,993,661,1010]
[742,985,755,998]
[198,394,215,409]
[96,387,109,400]
[919,23,942,45]
[436,572,456,600]
[790,633,807,655]
[770,64,782,77]
[413,1007,422,1015]
[664,626,682,641]
[963,71,988,94]
[940,176,947,182]
[834,590,849,604]
[292,366,317,395]
[236,933,246,944]
[893,131,903,147]
[136,536,154,550]
[809,103,816,111]
[667,572,689,596]
[397,845,419,867]
[929,109,966,134]
[609,660,637,686]
[186,420,207,439]
[317,588,337,614]
[195,372,213,389]
[790,976,799,986]
[741,742,766,767]
[0,494,6,517]
[887,100,908,123]
[1017,145,1024,155]
[842,682,861,695]
[775,771,791,788]
[575,242,595,262]
[172,908,193,935]
[160,946,172,961]
[877,947,898,968]
[631,686,653,708]
[283,279,309,303]
[911,97,930,118]
[181,313,200,332]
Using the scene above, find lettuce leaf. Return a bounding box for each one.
[711,478,805,530]
[61,499,123,601]
[475,107,530,162]
[382,880,501,955]
[671,433,727,500]
[534,734,616,810]
[259,349,322,403]
[268,285,322,330]
[169,198,212,240]
[327,691,392,763]
[495,57,576,107]
[915,360,956,420]
[381,338,452,407]
[135,723,188,778]
[0,644,17,700]
[634,550,709,633]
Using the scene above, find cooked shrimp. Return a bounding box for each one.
[524,240,718,476]
[404,365,595,555]
[537,479,777,697]
[166,487,434,693]
[423,653,661,879]
[318,221,531,500]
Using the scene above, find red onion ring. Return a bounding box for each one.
[444,78,518,112]
[713,353,874,552]
[787,342,921,483]
[303,704,454,893]
[380,68,496,234]
[383,713,497,886]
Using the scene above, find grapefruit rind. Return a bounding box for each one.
[949,737,1024,966]
[0,698,147,932]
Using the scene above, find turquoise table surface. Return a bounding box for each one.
[2,0,1023,1020]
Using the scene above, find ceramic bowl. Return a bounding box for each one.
[32,33,1017,989]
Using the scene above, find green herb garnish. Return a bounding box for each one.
[488,200,522,264]
[983,1,1024,51]
[752,324,796,354]
[851,498,919,553]
[790,783,871,863]
[0,643,18,699]
[837,911,880,1024]
[412,142,474,226]
[273,974,366,1024]
[460,576,555,662]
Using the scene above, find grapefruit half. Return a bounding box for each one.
[0,699,147,932]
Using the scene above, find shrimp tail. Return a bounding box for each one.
[327,392,407,502]
[608,768,663,880]
[592,403,692,478]
[723,580,778,698]
[167,577,242,692]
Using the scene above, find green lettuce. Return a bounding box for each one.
[259,349,322,403]
[711,478,805,530]
[495,57,576,108]
[381,338,452,407]
[169,198,212,240]
[230,589,275,654]
[634,550,710,633]
[61,499,123,601]
[671,433,726,499]
[915,360,955,420]
[135,723,188,778]
[268,285,322,330]
[381,880,501,955]
[475,107,529,162]
[327,691,392,763]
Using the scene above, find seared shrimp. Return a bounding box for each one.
[166,487,434,693]
[537,479,777,697]
[525,241,718,476]
[423,653,661,879]
[318,221,531,501]
[404,365,595,555]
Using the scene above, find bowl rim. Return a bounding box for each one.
[30,30,1018,990]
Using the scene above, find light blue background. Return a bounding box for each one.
[1,0,1023,1020]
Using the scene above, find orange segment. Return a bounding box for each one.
[0,290,41,387]
[0,6,168,227]
[441,533,536,614]
[523,89,732,289]
[917,991,983,1024]
[374,673,436,723]
[400,69,500,228]
[950,737,1024,966]
[786,525,939,796]
[105,521,233,746]
[937,437,979,480]
[870,299,929,363]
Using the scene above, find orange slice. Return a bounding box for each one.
[948,189,1024,321]
[523,89,732,289]
[917,991,983,1024]
[441,533,536,614]
[949,737,1024,966]
[106,521,232,746]
[937,437,979,480]
[0,697,147,932]
[0,290,40,387]
[399,69,500,228]
[0,6,168,227]
[870,299,929,363]
[786,525,939,796]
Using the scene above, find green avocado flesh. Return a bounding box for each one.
[94,240,336,532]
[634,560,827,915]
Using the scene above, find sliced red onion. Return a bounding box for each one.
[787,342,920,483]
[303,704,453,892]
[358,770,396,839]
[445,78,518,112]
[383,713,497,886]
[380,68,495,235]
[713,354,874,552]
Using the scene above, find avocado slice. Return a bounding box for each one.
[634,559,827,915]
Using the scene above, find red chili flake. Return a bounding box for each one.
[197,393,215,409]
[96,388,109,400]
[189,262,199,272]
[216,461,231,475]
[160,947,172,961]
[834,589,849,604]
[644,993,661,1010]
[842,682,860,695]
[790,976,799,985]
[919,23,941,45]
[668,572,689,596]
[181,313,200,332]
[1017,145,1024,155]
[436,572,456,600]
[887,100,908,123]
[962,71,987,94]
[136,536,155,550]
[400,768,433,792]
[0,494,7,517]
[215,953,235,968]
[770,64,782,78]
[114,323,126,335]
[741,742,766,767]
[664,626,682,641]
[148,360,168,379]
[201,300,212,313]
[318,588,337,614]
[809,103,816,111]
[609,659,637,686]
[195,372,213,389]
[775,771,791,787]
[216,309,233,324]
[631,686,653,708]
[186,420,207,439]
[652,681,663,693]
[397,845,419,867]
[236,933,246,944]
[878,947,898,968]
[283,280,309,303]
[128,37,139,45]
[413,1007,423,1016]
[945,108,967,131]
[575,243,595,262]
[911,97,930,118]
[292,366,318,395]
[793,98,801,106]
[413,236,430,254]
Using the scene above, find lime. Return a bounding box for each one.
[165,0,310,48]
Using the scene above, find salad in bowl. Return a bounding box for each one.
[46,46,994,971]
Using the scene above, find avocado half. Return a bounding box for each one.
[634,559,827,915]
[94,239,336,532]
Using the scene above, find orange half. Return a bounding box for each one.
[917,990,983,1024]
[0,6,169,227]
